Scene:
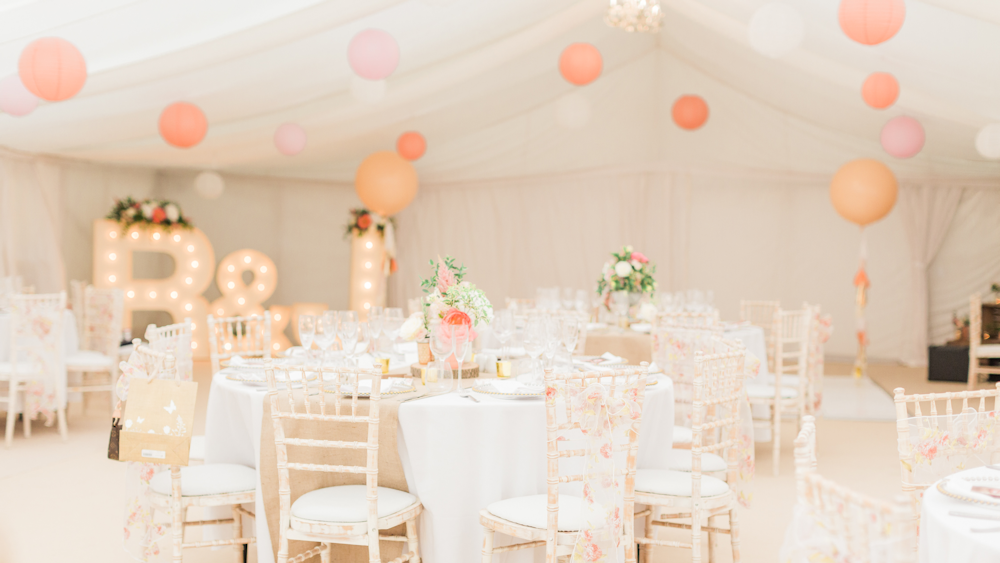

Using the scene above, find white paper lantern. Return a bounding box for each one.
[975,123,1000,159]
[748,2,804,59]
[194,171,225,200]
[350,76,386,103]
[554,92,591,130]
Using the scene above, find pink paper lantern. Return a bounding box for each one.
[347,29,399,81]
[880,116,924,159]
[274,123,306,156]
[0,75,38,116]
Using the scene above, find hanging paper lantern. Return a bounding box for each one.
[396,132,426,161]
[554,92,592,129]
[839,0,906,46]
[861,72,898,109]
[975,123,1000,160]
[748,3,804,59]
[0,75,38,116]
[350,76,386,103]
[880,116,924,159]
[830,158,898,226]
[348,29,400,81]
[194,171,225,200]
[274,123,307,156]
[18,37,87,102]
[159,102,208,148]
[672,95,709,130]
[558,43,602,86]
[355,151,418,217]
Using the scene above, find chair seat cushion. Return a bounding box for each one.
[664,449,727,473]
[634,469,730,498]
[149,463,256,497]
[65,350,115,371]
[760,374,801,387]
[673,426,692,444]
[291,485,417,523]
[976,344,1000,358]
[746,384,798,399]
[0,362,41,378]
[486,494,584,532]
[188,435,205,461]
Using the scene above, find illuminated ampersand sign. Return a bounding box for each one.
[92,219,214,356]
[209,250,277,318]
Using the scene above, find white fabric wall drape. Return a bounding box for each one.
[0,150,65,293]
[898,184,963,366]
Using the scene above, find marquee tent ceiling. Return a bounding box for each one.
[1,0,999,183]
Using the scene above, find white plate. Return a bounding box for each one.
[471,381,545,399]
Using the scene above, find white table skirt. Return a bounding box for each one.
[205,372,674,563]
[919,467,1000,563]
[0,310,78,410]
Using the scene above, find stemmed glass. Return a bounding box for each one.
[428,320,455,394]
[492,309,513,361]
[542,315,562,368]
[369,306,383,354]
[561,288,575,311]
[314,311,338,362]
[350,323,370,367]
[298,315,316,358]
[560,316,581,366]
[383,308,405,361]
[338,311,359,365]
[522,317,546,384]
[451,324,472,399]
[611,290,630,330]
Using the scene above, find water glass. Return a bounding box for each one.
[561,287,575,311]
[383,308,405,359]
[314,311,338,360]
[298,314,316,354]
[426,360,453,395]
[491,309,514,360]
[561,316,581,358]
[369,306,383,349]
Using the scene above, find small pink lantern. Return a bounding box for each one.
[274,123,306,156]
[347,29,399,81]
[880,115,924,159]
[0,75,38,116]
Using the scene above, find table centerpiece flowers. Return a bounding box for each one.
[596,245,657,307]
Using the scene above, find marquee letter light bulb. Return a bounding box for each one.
[209,249,277,319]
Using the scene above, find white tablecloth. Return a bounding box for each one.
[919,466,1000,563]
[205,372,674,563]
[0,310,78,409]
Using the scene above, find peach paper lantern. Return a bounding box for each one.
[396,131,426,161]
[559,43,602,86]
[348,29,400,81]
[355,151,419,217]
[0,75,38,116]
[839,0,906,46]
[159,102,208,148]
[862,72,898,109]
[274,123,306,156]
[18,37,87,102]
[830,158,898,226]
[880,115,924,159]
[672,95,709,130]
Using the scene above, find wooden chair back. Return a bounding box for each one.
[264,361,384,561]
[775,308,812,406]
[542,364,648,562]
[655,309,720,329]
[82,286,124,360]
[792,418,915,563]
[207,313,271,374]
[739,300,780,372]
[690,340,747,495]
[9,291,67,388]
[145,319,194,381]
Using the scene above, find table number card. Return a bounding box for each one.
[119,377,198,466]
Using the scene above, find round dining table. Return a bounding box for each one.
[919,466,1000,563]
[204,365,674,563]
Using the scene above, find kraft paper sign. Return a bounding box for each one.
[119,377,198,466]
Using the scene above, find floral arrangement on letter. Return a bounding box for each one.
[596,245,656,299]
[107,197,192,229]
[399,256,493,342]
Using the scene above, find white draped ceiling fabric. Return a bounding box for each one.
[1,0,999,363]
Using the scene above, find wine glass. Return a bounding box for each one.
[451,324,472,398]
[560,316,581,363]
[298,314,316,358]
[492,309,513,361]
[314,311,338,362]
[522,317,546,384]
[369,306,383,353]
[350,323,370,366]
[561,287,575,311]
[383,308,405,360]
[429,320,454,391]
[541,315,561,368]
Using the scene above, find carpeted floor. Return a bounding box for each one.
[0,360,941,563]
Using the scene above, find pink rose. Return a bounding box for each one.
[630,251,648,264]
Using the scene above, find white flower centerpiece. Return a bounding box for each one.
[596,245,657,323]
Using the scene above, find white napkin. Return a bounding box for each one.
[229,355,245,365]
[355,378,410,393]
[587,323,606,331]
[630,323,652,333]
[647,361,661,374]
[600,352,624,364]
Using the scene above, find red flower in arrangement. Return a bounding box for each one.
[357,213,372,230]
[390,258,398,274]
[151,207,166,223]
[630,251,648,264]
[442,307,471,326]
